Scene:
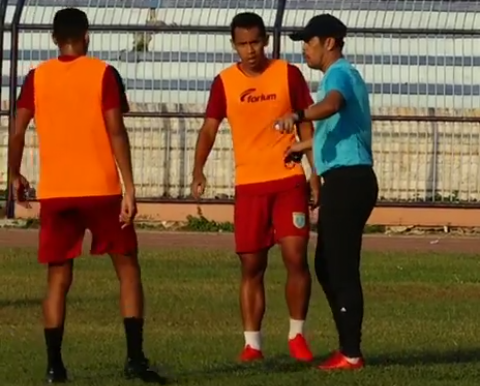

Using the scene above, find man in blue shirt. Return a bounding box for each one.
[311,56,373,175]
[276,14,378,371]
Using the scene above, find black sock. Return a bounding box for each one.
[44,327,64,367]
[124,317,145,361]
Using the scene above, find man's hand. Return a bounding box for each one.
[275,113,298,134]
[11,173,31,208]
[285,139,313,157]
[285,142,305,157]
[191,171,207,200]
[120,191,137,228]
[309,174,320,209]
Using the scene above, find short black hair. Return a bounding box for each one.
[230,12,266,40]
[53,8,89,43]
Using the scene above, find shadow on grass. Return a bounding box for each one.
[175,349,480,383]
[369,348,480,367]
[71,357,307,384]
[0,297,42,308]
[38,349,480,384]
[0,294,115,308]
[172,355,315,383]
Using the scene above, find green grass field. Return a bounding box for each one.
[1,246,479,386]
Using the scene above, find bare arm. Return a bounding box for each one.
[193,75,226,175]
[8,108,32,178]
[303,90,345,122]
[9,70,35,179]
[291,137,313,153]
[102,66,135,195]
[303,67,352,122]
[288,64,317,172]
[297,122,315,172]
[192,118,221,175]
[104,109,135,195]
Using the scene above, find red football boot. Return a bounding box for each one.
[288,334,314,362]
[239,345,264,362]
[318,351,365,370]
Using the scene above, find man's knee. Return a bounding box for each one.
[46,262,73,295]
[111,253,142,282]
[239,252,268,280]
[279,236,309,273]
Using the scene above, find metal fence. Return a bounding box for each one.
[1,0,480,217]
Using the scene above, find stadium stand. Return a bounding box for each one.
[2,0,479,109]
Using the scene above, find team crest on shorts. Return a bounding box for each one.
[292,212,306,229]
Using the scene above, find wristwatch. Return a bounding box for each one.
[293,109,305,123]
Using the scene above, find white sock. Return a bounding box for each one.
[244,331,261,350]
[288,319,305,340]
[345,356,360,364]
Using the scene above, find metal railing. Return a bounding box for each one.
[2,0,480,218]
[0,0,8,108]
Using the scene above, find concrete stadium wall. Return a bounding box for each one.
[1,105,479,201]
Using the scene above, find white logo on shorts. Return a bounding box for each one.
[292,212,306,229]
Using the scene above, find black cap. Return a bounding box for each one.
[290,14,347,42]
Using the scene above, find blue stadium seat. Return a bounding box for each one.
[2,0,479,110]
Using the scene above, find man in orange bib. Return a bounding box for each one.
[8,8,166,384]
[191,12,319,362]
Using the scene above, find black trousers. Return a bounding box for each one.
[314,165,378,358]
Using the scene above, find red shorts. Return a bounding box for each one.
[234,175,310,254]
[38,195,138,265]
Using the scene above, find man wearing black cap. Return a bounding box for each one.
[276,14,379,370]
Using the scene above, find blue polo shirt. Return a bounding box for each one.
[313,58,373,176]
